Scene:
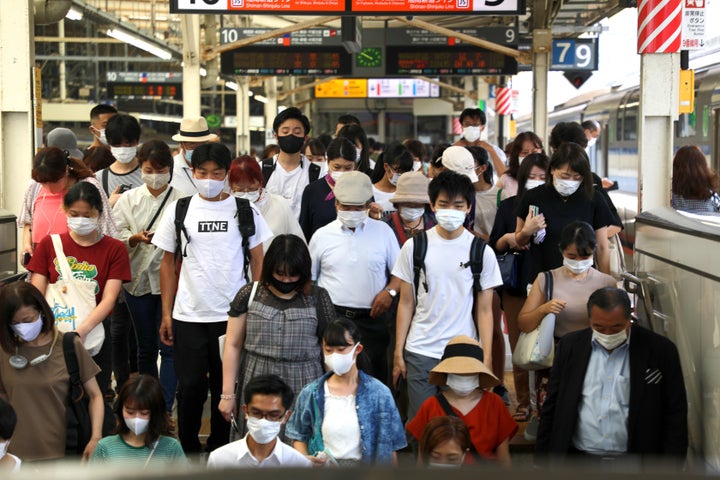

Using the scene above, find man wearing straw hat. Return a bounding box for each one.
[171,117,219,196]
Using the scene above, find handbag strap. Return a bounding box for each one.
[145,187,174,231]
[543,271,553,300]
[434,393,480,457]
[51,234,76,285]
[143,439,160,469]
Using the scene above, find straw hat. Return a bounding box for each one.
[389,171,430,205]
[172,117,218,142]
[429,335,499,389]
[442,146,478,183]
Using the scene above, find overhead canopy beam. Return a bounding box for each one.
[204,16,341,61]
[393,16,532,65]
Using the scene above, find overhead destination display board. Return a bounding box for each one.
[367,78,439,97]
[106,71,183,100]
[386,46,518,75]
[172,0,524,15]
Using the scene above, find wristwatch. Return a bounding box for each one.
[385,288,397,298]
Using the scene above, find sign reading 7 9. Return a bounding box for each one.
[551,38,598,71]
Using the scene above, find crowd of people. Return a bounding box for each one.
[0,104,697,472]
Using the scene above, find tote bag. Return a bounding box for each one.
[512,271,556,370]
[45,235,104,356]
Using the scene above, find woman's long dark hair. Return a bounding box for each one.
[261,234,312,295]
[672,145,719,200]
[113,375,171,447]
[549,143,594,199]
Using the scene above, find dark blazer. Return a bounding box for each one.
[536,325,688,460]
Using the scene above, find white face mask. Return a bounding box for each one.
[184,149,194,162]
[518,156,526,164]
[587,137,597,148]
[525,179,545,190]
[67,216,99,236]
[234,190,260,203]
[337,210,367,229]
[124,416,149,436]
[554,177,582,197]
[355,147,363,162]
[388,172,401,186]
[400,207,425,222]
[111,146,137,164]
[330,170,346,182]
[462,126,481,142]
[11,314,43,343]
[428,456,465,468]
[142,172,170,190]
[435,209,466,232]
[311,161,327,174]
[593,328,628,351]
[0,439,9,458]
[412,160,422,172]
[445,373,479,396]
[93,128,108,146]
[324,343,359,376]
[246,416,283,444]
[563,256,594,275]
[195,178,225,199]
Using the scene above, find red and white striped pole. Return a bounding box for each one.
[496,87,512,116]
[637,0,682,53]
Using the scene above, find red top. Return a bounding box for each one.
[28,232,131,304]
[407,391,518,461]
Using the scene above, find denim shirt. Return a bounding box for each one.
[286,371,407,464]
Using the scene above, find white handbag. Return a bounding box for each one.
[45,234,105,356]
[513,271,556,370]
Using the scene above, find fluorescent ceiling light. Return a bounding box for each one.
[137,113,182,123]
[65,8,83,21]
[106,29,172,60]
[225,81,238,91]
[254,95,268,104]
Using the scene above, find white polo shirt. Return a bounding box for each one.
[264,154,311,219]
[207,436,311,468]
[310,218,399,309]
[170,152,198,196]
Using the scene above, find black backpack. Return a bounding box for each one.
[412,230,487,300]
[261,157,321,185]
[174,196,256,283]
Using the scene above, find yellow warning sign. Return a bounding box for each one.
[315,79,368,98]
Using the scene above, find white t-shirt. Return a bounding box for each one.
[473,186,499,238]
[264,155,311,219]
[310,219,399,308]
[151,194,273,323]
[392,227,502,359]
[372,186,397,217]
[256,192,305,253]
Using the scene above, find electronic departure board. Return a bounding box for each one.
[385,46,518,75]
[220,48,352,76]
[107,83,182,100]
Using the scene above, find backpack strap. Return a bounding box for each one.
[235,197,256,283]
[62,332,84,402]
[261,158,276,185]
[412,231,428,300]
[173,196,192,260]
[468,237,487,293]
[308,162,321,183]
[101,169,110,197]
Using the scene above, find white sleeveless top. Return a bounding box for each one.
[321,382,362,460]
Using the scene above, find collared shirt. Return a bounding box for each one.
[113,184,186,296]
[206,435,312,468]
[573,333,631,455]
[309,219,400,308]
[171,153,198,196]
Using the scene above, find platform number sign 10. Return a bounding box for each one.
[550,39,598,71]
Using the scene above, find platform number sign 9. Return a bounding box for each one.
[550,38,598,71]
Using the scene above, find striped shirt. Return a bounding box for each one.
[91,435,188,466]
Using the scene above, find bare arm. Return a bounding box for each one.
[218,313,247,422]
[76,279,122,340]
[22,225,33,256]
[594,226,610,274]
[293,441,326,466]
[475,289,494,371]
[82,376,104,461]
[370,275,402,318]
[249,244,263,282]
[392,280,415,388]
[30,272,49,294]
[159,251,177,346]
[478,141,508,177]
[518,277,566,332]
[515,211,546,247]
[495,438,511,468]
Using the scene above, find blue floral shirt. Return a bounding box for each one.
[286,371,407,464]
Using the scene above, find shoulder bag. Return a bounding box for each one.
[46,235,104,356]
[512,271,556,370]
[218,281,259,359]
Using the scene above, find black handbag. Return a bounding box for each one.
[496,251,520,291]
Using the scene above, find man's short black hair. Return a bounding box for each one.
[337,114,360,127]
[191,143,231,171]
[243,374,295,410]
[0,397,17,440]
[90,104,117,120]
[459,108,486,126]
[105,113,141,146]
[582,120,600,134]
[272,107,310,135]
[428,170,474,207]
[549,122,588,150]
[587,287,632,320]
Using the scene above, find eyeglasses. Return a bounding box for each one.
[247,408,286,422]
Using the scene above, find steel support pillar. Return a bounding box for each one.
[180,15,201,118]
[264,77,278,145]
[236,76,250,155]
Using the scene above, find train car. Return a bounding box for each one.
[517,63,720,249]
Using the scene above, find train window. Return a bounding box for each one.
[623,92,639,141]
[675,112,696,138]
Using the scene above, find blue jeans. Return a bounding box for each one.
[124,291,176,412]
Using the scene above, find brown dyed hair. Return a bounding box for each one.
[33,147,94,183]
[303,137,326,157]
[113,375,171,447]
[419,416,472,465]
[0,283,55,353]
[672,145,719,200]
[507,131,544,179]
[82,146,115,173]
[229,155,264,187]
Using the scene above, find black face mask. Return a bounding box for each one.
[277,134,305,154]
[269,275,301,294]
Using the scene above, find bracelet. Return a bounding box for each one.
[220,394,237,400]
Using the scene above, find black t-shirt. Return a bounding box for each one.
[515,184,614,283]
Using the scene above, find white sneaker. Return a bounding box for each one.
[524,415,539,441]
